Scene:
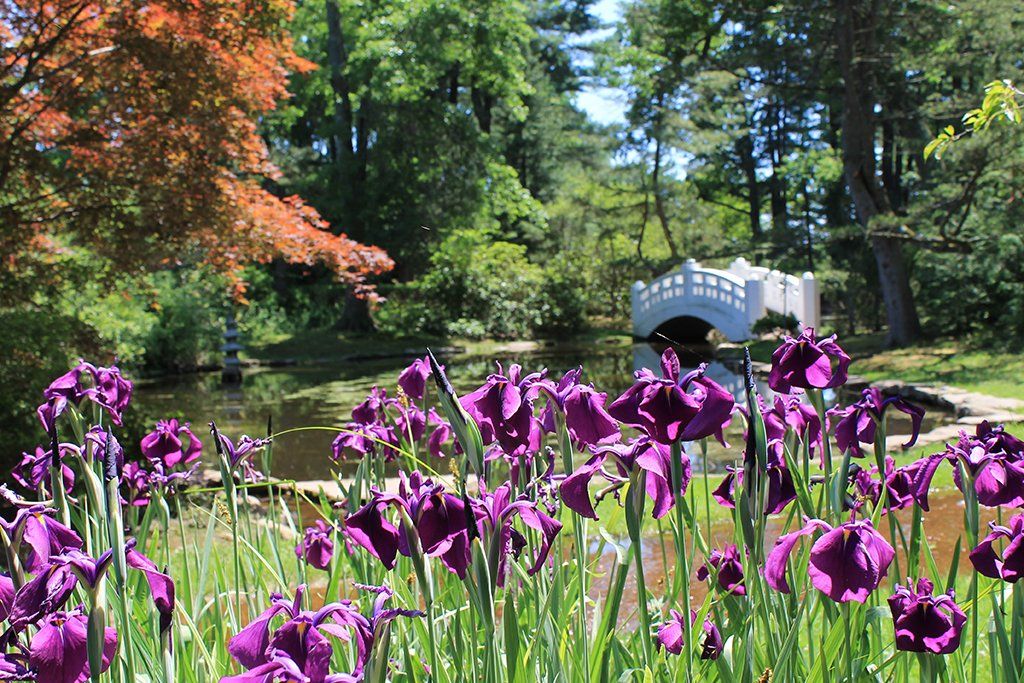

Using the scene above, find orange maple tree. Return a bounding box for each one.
[0,0,393,298]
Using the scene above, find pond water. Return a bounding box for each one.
[131,341,953,481]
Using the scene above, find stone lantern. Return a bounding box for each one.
[222,313,243,385]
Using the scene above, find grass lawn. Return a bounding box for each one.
[747,332,1024,401]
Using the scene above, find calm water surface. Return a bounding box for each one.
[131,341,951,481]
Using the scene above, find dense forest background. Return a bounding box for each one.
[3,0,1024,442]
[269,0,1024,347]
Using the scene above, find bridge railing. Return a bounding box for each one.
[728,258,818,329]
[632,257,820,341]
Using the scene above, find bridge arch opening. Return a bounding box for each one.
[648,315,716,344]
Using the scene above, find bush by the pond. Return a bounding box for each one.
[751,310,801,337]
[376,228,589,339]
[8,329,1024,681]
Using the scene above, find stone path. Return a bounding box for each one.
[866,379,1024,452]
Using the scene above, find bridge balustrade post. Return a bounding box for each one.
[729,257,751,279]
[801,272,820,330]
[681,258,699,299]
[744,277,766,335]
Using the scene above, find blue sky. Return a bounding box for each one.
[572,0,628,126]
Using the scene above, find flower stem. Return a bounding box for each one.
[625,470,654,671]
[670,440,693,680]
[560,422,591,682]
[807,389,833,519]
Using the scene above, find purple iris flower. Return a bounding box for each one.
[850,456,922,513]
[471,483,562,587]
[829,387,925,457]
[85,427,123,467]
[536,368,621,447]
[344,472,471,578]
[460,363,545,455]
[90,364,133,424]
[214,430,270,483]
[393,403,427,443]
[906,422,1024,513]
[970,513,1024,582]
[696,545,746,596]
[354,583,425,666]
[29,608,118,683]
[4,505,83,573]
[712,462,797,516]
[561,384,621,447]
[9,564,78,629]
[713,396,798,515]
[768,327,851,394]
[54,548,114,590]
[12,446,75,494]
[226,584,419,682]
[37,361,135,431]
[0,573,14,622]
[121,461,153,507]
[951,422,1024,508]
[766,516,895,603]
[537,366,582,434]
[426,408,453,458]
[296,520,335,571]
[120,453,196,508]
[607,349,734,446]
[35,363,93,432]
[397,356,432,401]
[655,609,723,660]
[220,655,317,683]
[331,423,398,462]
[0,654,31,679]
[227,586,366,681]
[352,386,388,424]
[141,419,202,469]
[51,541,175,632]
[228,587,311,670]
[771,395,823,459]
[560,437,691,520]
[125,545,176,631]
[887,577,966,655]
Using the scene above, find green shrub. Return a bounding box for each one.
[142,270,225,372]
[0,310,109,468]
[915,233,1024,344]
[751,311,801,336]
[534,254,589,336]
[377,228,591,340]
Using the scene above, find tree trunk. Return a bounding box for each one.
[326,0,366,237]
[471,86,493,134]
[736,134,762,260]
[338,289,375,332]
[834,0,920,346]
[767,103,788,234]
[802,181,814,272]
[325,0,354,160]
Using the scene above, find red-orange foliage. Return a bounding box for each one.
[0,0,393,297]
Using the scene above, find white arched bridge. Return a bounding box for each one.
[631,258,820,342]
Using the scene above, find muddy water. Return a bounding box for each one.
[588,488,996,620]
